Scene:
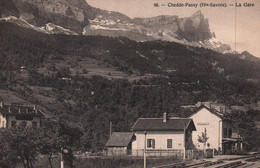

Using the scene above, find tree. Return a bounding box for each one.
[38,121,64,168]
[57,118,83,168]
[0,123,39,168]
[0,128,19,168]
[198,128,209,154]
[59,66,71,77]
[225,110,260,152]
[0,119,82,168]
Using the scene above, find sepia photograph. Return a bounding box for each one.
[0,0,259,167]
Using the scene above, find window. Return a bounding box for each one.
[224,128,227,137]
[32,122,37,128]
[167,139,172,148]
[11,120,17,127]
[229,128,232,138]
[21,121,27,127]
[147,139,155,148]
[15,115,33,120]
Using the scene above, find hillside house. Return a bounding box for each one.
[187,104,243,154]
[131,113,196,157]
[104,132,135,156]
[0,102,43,128]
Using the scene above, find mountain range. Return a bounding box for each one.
[0,0,241,54]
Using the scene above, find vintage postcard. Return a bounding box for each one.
[0,0,259,167]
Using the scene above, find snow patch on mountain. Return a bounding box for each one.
[90,25,128,31]
[45,23,78,35]
[0,16,17,21]
[90,18,117,25]
[0,16,78,35]
[0,16,50,34]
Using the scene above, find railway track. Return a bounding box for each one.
[152,155,260,168]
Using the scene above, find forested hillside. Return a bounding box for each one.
[0,21,259,151]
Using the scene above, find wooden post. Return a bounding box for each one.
[144,131,147,168]
[203,128,206,157]
[61,148,64,168]
[218,120,222,155]
[183,123,186,161]
[110,121,112,138]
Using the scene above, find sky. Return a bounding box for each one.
[86,0,260,58]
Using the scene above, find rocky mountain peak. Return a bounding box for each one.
[240,51,260,63]
[1,0,96,33]
[177,11,212,42]
[190,10,205,27]
[133,15,179,26]
[191,10,203,19]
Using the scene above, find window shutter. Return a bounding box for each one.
[147,139,152,148]
[229,128,232,137]
[152,139,155,148]
[224,128,227,137]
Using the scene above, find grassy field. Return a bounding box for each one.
[37,56,159,81]
[0,89,31,104]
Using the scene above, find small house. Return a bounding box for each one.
[105,132,135,156]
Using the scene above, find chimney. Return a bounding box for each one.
[215,106,221,112]
[0,101,3,108]
[163,112,167,123]
[196,102,202,107]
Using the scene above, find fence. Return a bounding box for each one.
[104,149,184,158]
[142,149,183,158]
[103,147,128,157]
[186,149,213,159]
[186,150,204,160]
[103,149,213,160]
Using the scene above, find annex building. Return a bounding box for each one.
[187,103,243,154]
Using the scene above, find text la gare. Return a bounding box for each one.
[236,3,254,7]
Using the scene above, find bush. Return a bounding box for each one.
[82,68,88,74]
